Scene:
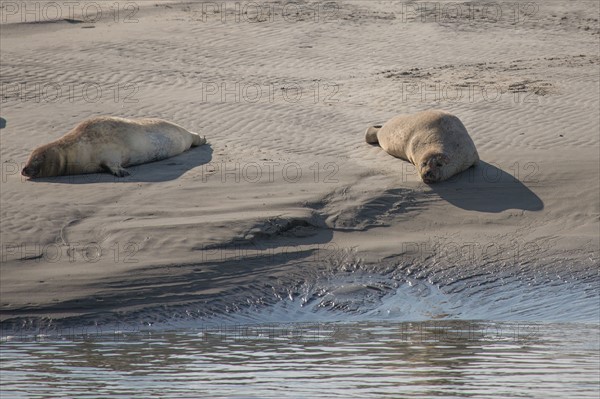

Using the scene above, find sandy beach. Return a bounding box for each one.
[0,0,598,326]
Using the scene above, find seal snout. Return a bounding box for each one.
[21,165,38,178]
[422,171,435,184]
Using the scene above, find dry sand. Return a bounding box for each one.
[0,1,598,324]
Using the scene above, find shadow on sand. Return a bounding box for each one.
[429,161,544,212]
[30,145,213,184]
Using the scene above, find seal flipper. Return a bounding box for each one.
[101,162,130,177]
[365,125,382,144]
[191,133,207,147]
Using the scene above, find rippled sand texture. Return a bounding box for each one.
[0,1,598,324]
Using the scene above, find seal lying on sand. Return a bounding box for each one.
[365,110,479,183]
[22,116,206,178]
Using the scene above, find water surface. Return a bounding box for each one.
[2,320,598,398]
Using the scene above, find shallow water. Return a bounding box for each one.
[1,320,598,399]
[2,269,599,398]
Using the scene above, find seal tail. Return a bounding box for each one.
[365,125,382,144]
[191,133,207,147]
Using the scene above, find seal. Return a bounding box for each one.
[22,116,207,178]
[365,110,479,183]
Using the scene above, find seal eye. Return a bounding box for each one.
[436,163,442,167]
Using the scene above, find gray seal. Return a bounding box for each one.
[22,116,206,178]
[366,109,479,183]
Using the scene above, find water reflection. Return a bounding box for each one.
[1,321,598,398]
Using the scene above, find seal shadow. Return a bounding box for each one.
[428,161,544,212]
[31,144,213,184]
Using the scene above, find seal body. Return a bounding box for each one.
[22,116,206,178]
[365,110,479,183]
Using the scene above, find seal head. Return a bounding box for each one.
[419,151,450,184]
[22,145,62,178]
